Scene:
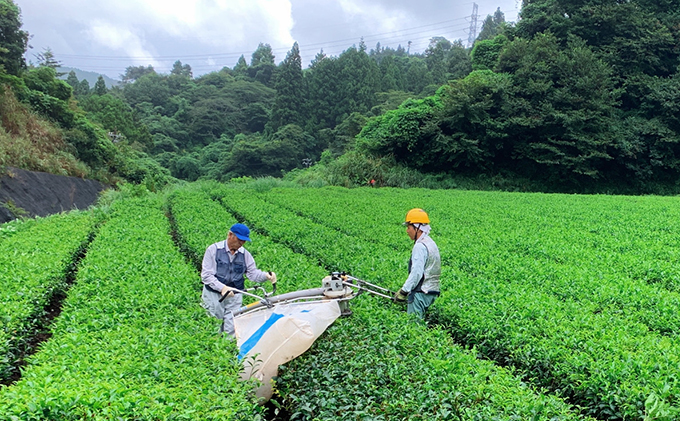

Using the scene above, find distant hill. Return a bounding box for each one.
[57,67,119,88]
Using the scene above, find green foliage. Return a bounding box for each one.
[65,70,78,89]
[358,32,622,186]
[433,70,510,172]
[403,57,432,94]
[0,85,89,178]
[470,34,509,71]
[0,0,29,75]
[268,42,306,133]
[79,93,153,149]
[170,60,192,78]
[92,75,107,95]
[0,196,263,419]
[123,72,170,108]
[0,211,94,382]
[248,43,276,86]
[75,78,89,97]
[108,144,173,191]
[477,7,507,41]
[304,51,339,130]
[23,67,72,101]
[498,33,619,180]
[233,55,249,78]
[357,94,450,169]
[231,185,680,420]
[334,45,381,120]
[517,0,680,78]
[225,125,319,178]
[63,115,116,168]
[169,153,200,181]
[34,47,61,72]
[207,185,595,420]
[120,64,155,84]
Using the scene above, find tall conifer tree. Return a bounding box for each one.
[268,42,306,133]
[93,75,107,96]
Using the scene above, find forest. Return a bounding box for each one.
[1,0,680,193]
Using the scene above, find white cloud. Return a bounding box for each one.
[85,21,159,67]
[17,0,518,77]
[337,0,409,32]
[83,0,295,53]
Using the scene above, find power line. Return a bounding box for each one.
[54,7,517,75]
[56,16,473,61]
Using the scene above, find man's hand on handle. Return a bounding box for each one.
[393,289,408,303]
[220,285,236,298]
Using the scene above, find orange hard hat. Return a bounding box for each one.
[404,208,430,225]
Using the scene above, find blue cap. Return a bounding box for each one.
[230,223,251,242]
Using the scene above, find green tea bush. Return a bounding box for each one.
[0,211,93,382]
[193,183,590,420]
[0,196,262,420]
[249,186,680,420]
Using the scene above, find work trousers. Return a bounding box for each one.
[407,292,437,320]
[202,286,243,336]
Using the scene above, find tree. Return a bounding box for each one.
[357,96,447,170]
[169,154,201,181]
[76,79,90,97]
[233,55,249,78]
[470,34,509,71]
[121,65,155,84]
[497,33,620,181]
[79,93,153,149]
[477,8,506,41]
[226,124,317,177]
[34,47,63,74]
[333,45,380,122]
[447,41,472,80]
[268,42,306,132]
[379,55,403,91]
[23,66,72,101]
[516,0,680,78]
[0,0,29,75]
[195,70,235,89]
[170,60,192,78]
[403,58,431,94]
[424,37,452,84]
[93,75,107,95]
[66,70,79,88]
[305,50,339,131]
[248,43,276,86]
[122,72,169,108]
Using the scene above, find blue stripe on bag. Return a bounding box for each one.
[238,312,285,360]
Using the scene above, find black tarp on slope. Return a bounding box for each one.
[0,167,107,223]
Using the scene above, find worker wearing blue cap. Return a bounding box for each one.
[201,223,277,336]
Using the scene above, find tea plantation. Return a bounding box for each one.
[1,182,679,420]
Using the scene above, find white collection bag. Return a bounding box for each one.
[234,300,341,400]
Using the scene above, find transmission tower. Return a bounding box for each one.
[467,3,479,48]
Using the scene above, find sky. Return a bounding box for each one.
[16,0,520,80]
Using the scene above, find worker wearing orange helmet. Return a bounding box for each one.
[393,208,441,319]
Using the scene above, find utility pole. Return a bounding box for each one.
[467,3,479,48]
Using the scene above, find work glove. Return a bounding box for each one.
[266,271,277,284]
[393,289,408,303]
[220,285,236,298]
